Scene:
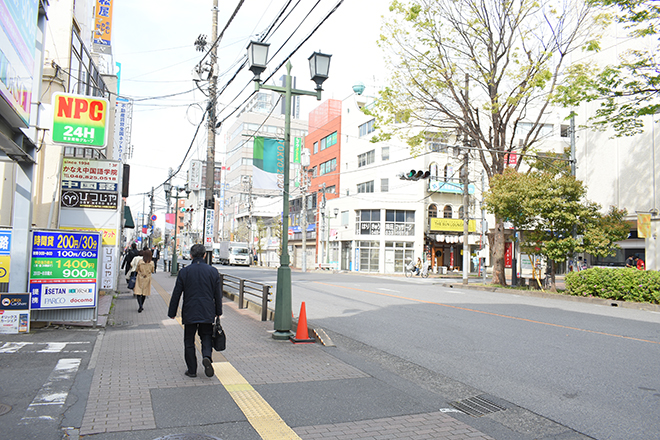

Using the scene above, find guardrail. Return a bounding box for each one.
[221,273,271,321]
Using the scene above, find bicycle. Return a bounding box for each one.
[405,263,415,278]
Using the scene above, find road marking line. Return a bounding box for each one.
[152,277,299,439]
[21,358,81,423]
[0,342,32,353]
[313,281,660,346]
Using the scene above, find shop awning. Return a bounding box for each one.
[124,205,135,229]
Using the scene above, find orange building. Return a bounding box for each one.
[305,99,342,264]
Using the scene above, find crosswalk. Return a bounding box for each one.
[0,341,90,354]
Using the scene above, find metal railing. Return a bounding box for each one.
[221,273,271,321]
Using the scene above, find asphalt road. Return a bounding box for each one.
[0,326,98,440]
[217,265,660,440]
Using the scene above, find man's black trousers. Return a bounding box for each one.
[183,323,213,374]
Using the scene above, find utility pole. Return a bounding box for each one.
[462,151,469,285]
[203,0,219,264]
[301,173,308,272]
[244,176,253,253]
[462,73,470,285]
[148,187,154,248]
[320,183,326,266]
[481,171,487,284]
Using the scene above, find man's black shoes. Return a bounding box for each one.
[184,371,197,378]
[203,357,214,377]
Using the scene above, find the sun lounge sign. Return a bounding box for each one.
[52,93,109,148]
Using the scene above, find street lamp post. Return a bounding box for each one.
[164,182,190,276]
[247,41,331,340]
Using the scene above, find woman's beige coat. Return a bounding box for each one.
[134,260,154,296]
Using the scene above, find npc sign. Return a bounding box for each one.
[29,231,101,310]
[52,92,109,148]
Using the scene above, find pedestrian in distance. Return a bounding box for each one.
[635,256,645,270]
[625,255,634,268]
[152,246,160,273]
[129,248,144,281]
[167,243,223,378]
[121,243,139,276]
[134,249,154,312]
[415,257,422,276]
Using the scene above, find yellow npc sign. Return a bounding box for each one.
[52,93,109,148]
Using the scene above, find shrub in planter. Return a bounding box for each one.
[565,268,660,303]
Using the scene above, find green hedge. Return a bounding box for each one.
[565,268,660,304]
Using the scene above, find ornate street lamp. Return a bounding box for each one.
[247,42,331,339]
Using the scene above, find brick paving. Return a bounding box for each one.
[294,412,495,440]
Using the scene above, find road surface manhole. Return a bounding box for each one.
[449,395,506,417]
[0,403,12,416]
[153,435,222,440]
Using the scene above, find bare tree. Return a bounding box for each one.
[374,0,594,285]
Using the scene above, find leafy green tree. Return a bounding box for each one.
[555,0,660,136]
[484,169,629,290]
[373,0,595,285]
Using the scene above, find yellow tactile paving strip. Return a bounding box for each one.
[215,362,302,439]
[153,278,299,439]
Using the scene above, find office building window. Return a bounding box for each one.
[356,209,380,235]
[319,158,337,176]
[357,180,374,193]
[382,146,390,161]
[381,178,389,192]
[359,119,375,137]
[385,210,415,236]
[313,141,318,154]
[358,150,375,167]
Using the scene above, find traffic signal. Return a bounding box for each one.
[180,206,194,213]
[400,169,430,180]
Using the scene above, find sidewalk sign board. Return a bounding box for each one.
[0,293,29,334]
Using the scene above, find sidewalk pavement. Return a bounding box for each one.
[74,269,499,440]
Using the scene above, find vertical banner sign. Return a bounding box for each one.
[253,137,284,191]
[113,97,133,162]
[29,231,101,310]
[94,0,114,47]
[52,92,109,148]
[189,160,202,190]
[293,137,302,163]
[0,229,11,292]
[637,213,651,238]
[0,293,30,334]
[204,209,214,250]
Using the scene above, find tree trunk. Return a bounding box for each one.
[491,218,507,286]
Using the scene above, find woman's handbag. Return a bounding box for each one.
[127,272,136,290]
[212,316,226,351]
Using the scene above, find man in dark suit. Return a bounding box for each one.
[121,243,139,276]
[168,244,223,378]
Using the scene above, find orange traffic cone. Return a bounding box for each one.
[290,302,316,344]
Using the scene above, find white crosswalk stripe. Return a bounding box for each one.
[21,358,82,423]
[0,341,89,354]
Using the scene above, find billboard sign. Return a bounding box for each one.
[93,0,114,47]
[29,231,100,310]
[52,93,110,148]
[61,189,118,209]
[0,0,39,127]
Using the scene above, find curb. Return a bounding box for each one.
[450,282,660,312]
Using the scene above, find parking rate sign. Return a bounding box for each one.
[29,231,101,309]
[52,93,109,148]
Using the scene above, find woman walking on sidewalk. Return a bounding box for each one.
[134,249,154,312]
